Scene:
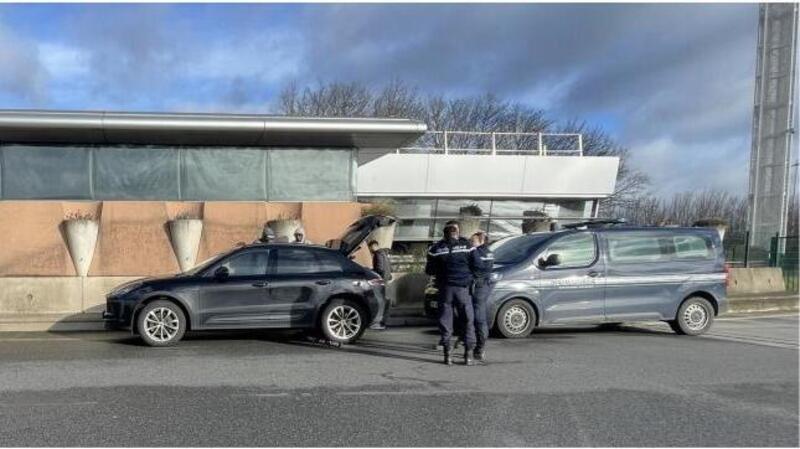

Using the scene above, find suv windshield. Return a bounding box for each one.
[490,234,553,265]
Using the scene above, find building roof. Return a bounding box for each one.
[0,110,427,149]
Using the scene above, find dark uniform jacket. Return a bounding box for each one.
[425,237,475,288]
[471,244,495,284]
[372,249,393,281]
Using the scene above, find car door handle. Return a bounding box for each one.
[587,271,602,278]
[252,282,269,288]
[315,280,332,285]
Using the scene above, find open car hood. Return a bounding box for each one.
[327,215,397,256]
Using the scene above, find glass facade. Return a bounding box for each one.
[0,144,356,201]
[365,197,595,243]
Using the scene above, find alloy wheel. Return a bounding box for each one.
[144,307,180,342]
[326,305,362,340]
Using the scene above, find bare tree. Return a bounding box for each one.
[275,80,647,206]
[607,189,749,234]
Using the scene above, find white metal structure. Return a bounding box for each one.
[748,3,798,252]
[398,131,583,156]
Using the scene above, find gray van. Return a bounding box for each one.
[424,224,727,337]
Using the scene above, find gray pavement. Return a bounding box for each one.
[0,314,797,446]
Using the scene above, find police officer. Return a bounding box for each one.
[425,221,477,366]
[469,231,494,362]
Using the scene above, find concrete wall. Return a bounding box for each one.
[0,200,369,330]
[0,200,364,276]
[358,154,620,198]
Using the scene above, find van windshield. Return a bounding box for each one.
[490,234,552,265]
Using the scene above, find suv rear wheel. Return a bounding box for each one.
[495,299,536,338]
[320,298,367,344]
[137,300,187,347]
[669,296,715,336]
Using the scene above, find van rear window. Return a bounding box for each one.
[673,235,713,259]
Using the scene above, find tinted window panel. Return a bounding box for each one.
[543,233,596,268]
[607,233,668,263]
[275,248,322,275]
[314,251,345,273]
[269,149,353,201]
[94,147,179,199]
[220,250,269,277]
[1,145,91,199]
[673,235,713,259]
[182,148,267,200]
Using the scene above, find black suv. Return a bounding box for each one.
[103,216,394,346]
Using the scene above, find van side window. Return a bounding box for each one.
[542,233,596,268]
[607,233,668,264]
[673,235,713,259]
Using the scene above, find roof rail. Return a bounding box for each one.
[561,218,627,230]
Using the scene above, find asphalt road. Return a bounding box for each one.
[0,314,797,447]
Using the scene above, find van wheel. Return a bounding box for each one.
[670,296,715,336]
[137,300,187,347]
[495,299,536,338]
[320,298,367,344]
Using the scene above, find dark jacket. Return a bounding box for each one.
[425,237,475,288]
[471,244,495,283]
[372,249,393,281]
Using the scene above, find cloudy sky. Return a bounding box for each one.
[0,3,760,196]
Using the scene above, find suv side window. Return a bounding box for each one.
[607,232,669,263]
[541,233,597,268]
[217,249,269,277]
[274,248,344,275]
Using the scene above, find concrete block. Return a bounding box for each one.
[729,268,786,295]
[388,272,429,306]
[0,277,82,314]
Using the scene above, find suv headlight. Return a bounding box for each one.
[490,272,503,282]
[112,282,143,296]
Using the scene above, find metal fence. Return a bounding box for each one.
[770,235,799,292]
[725,233,799,292]
[398,131,584,156]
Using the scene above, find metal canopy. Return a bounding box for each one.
[0,110,427,149]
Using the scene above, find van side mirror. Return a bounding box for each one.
[213,266,230,281]
[538,253,561,268]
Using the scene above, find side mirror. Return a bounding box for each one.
[213,266,230,281]
[538,253,561,268]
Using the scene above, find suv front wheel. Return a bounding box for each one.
[136,300,187,347]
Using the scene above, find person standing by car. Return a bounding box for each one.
[368,240,393,330]
[469,231,494,362]
[426,221,477,366]
[293,227,312,244]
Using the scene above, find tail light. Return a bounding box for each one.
[367,278,385,287]
[724,263,731,288]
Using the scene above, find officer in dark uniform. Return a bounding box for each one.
[425,221,477,366]
[469,231,494,362]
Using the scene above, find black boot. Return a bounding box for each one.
[474,347,485,362]
[464,349,474,366]
[443,346,453,366]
